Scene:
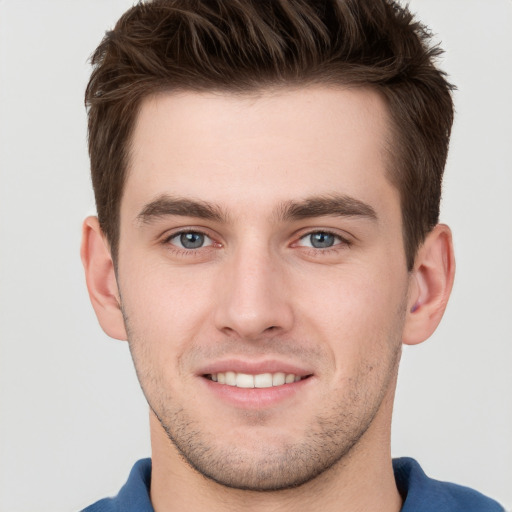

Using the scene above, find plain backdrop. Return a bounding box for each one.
[0,1,511,510]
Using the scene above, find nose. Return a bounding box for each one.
[214,244,294,340]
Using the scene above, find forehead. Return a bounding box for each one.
[124,86,396,221]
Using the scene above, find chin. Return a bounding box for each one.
[154,404,369,492]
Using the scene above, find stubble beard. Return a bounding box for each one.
[128,344,402,492]
[151,402,371,491]
[123,300,405,492]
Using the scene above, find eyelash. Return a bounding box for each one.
[295,230,351,253]
[162,229,218,257]
[161,229,351,256]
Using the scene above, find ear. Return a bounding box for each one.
[402,224,455,346]
[80,216,127,341]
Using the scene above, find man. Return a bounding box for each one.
[80,0,505,510]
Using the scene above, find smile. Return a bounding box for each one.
[206,372,306,388]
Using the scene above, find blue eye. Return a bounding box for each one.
[298,231,342,249]
[169,231,213,249]
[309,232,336,248]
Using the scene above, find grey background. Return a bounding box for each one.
[1,1,511,510]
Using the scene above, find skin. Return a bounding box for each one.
[81,86,455,512]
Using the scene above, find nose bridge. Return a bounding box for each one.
[215,239,293,339]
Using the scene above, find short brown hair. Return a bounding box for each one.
[85,0,454,269]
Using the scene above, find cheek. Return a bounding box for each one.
[294,263,407,360]
[118,261,217,359]
[301,261,404,316]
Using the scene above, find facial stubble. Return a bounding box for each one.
[123,304,405,493]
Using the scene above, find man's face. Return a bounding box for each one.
[117,87,411,490]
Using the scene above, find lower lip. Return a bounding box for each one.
[200,376,312,409]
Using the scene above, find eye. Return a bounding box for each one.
[168,231,213,249]
[297,231,345,249]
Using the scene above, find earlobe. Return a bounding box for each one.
[80,216,128,341]
[403,224,455,346]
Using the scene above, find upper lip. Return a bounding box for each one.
[198,359,313,377]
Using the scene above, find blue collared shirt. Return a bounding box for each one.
[82,457,505,511]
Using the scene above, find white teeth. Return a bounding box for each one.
[272,372,286,386]
[225,371,236,386]
[254,373,272,388]
[236,373,255,388]
[209,371,305,388]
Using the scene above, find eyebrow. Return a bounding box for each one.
[136,195,227,224]
[276,194,378,222]
[136,193,377,225]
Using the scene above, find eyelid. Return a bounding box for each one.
[171,232,212,248]
[293,229,352,248]
[161,227,220,249]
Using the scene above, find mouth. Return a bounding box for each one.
[200,363,314,408]
[204,372,310,388]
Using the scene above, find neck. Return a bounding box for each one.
[149,389,402,512]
